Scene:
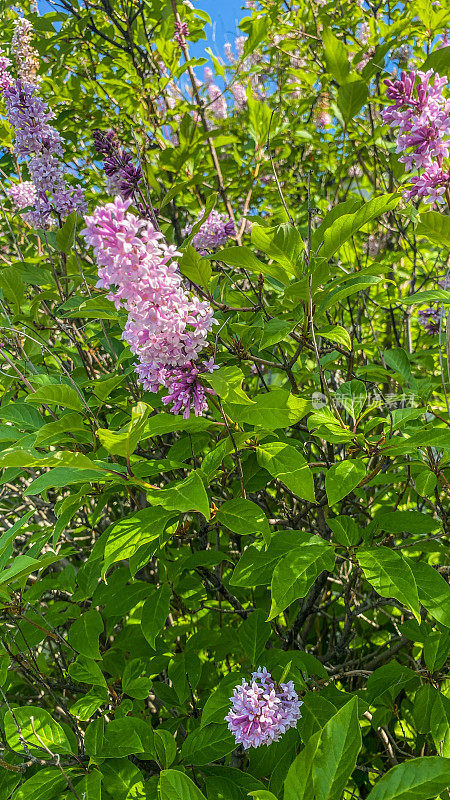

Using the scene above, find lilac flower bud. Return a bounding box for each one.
[93,129,142,200]
[225,667,302,749]
[174,20,189,47]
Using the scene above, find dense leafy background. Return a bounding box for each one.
[0,0,449,799]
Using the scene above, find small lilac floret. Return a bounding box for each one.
[225,666,302,749]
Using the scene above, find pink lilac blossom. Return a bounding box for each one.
[383,69,450,204]
[0,54,85,223]
[7,180,36,209]
[418,306,444,333]
[82,196,216,417]
[225,667,302,749]
[207,83,227,119]
[231,82,247,110]
[184,209,235,254]
[6,180,44,226]
[224,42,235,64]
[235,36,246,58]
[356,48,375,71]
[11,18,40,85]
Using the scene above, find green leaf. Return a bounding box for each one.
[256,441,315,502]
[253,223,303,275]
[141,583,172,649]
[68,654,107,688]
[399,289,450,305]
[384,348,412,382]
[416,210,450,248]
[34,413,86,446]
[99,760,146,800]
[320,194,400,260]
[206,365,255,406]
[0,267,25,313]
[229,389,310,431]
[322,27,350,83]
[55,210,78,254]
[181,723,235,766]
[201,671,246,728]
[317,275,383,314]
[358,547,420,621]
[216,498,271,543]
[312,697,362,800]
[325,460,366,505]
[158,769,207,800]
[269,539,335,619]
[69,688,108,721]
[103,506,174,576]
[5,706,72,756]
[365,756,450,800]
[122,658,153,700]
[337,79,368,123]
[217,245,288,284]
[316,324,352,350]
[147,471,210,519]
[238,609,271,666]
[409,561,450,628]
[179,245,212,287]
[284,729,321,800]
[23,466,110,496]
[154,729,177,769]
[67,608,103,660]
[97,402,152,457]
[230,531,306,588]
[258,318,294,349]
[327,516,361,547]
[26,383,84,412]
[11,768,69,800]
[421,45,450,77]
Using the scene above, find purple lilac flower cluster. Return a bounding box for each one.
[183,209,235,254]
[418,306,444,334]
[382,69,450,204]
[93,129,142,201]
[0,45,85,225]
[225,667,302,749]
[82,197,216,418]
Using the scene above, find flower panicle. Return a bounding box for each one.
[81,197,216,418]
[225,667,302,749]
[382,68,450,204]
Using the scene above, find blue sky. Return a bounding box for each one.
[196,0,248,59]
